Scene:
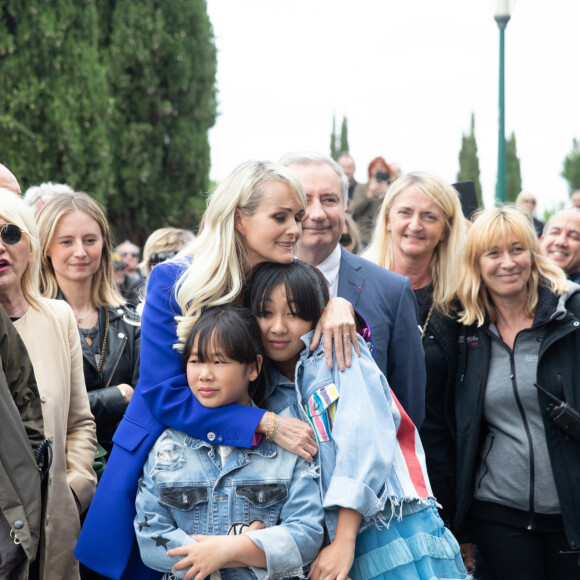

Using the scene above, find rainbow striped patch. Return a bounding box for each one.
[304,383,339,443]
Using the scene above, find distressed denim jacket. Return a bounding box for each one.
[266,332,433,542]
[134,406,324,580]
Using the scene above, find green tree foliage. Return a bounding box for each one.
[330,115,349,161]
[0,0,216,242]
[340,116,349,155]
[0,1,112,196]
[104,0,216,240]
[457,113,483,207]
[562,138,580,192]
[330,115,337,160]
[506,131,522,203]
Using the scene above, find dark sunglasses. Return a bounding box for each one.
[339,233,352,247]
[149,251,178,266]
[1,224,22,245]
[120,251,139,258]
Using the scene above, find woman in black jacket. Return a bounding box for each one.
[453,206,580,580]
[364,172,467,534]
[37,192,140,454]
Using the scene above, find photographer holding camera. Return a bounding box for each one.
[351,156,394,247]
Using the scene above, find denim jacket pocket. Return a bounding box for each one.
[159,485,208,511]
[304,384,339,443]
[235,483,288,527]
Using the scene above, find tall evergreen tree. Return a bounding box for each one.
[0,1,112,196]
[104,0,217,241]
[330,115,337,160]
[562,138,580,192]
[0,0,216,242]
[457,113,483,207]
[340,116,349,155]
[506,131,522,203]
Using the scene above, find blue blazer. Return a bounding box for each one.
[75,260,265,579]
[337,248,426,428]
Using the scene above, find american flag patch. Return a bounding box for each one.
[304,384,339,443]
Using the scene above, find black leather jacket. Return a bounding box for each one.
[57,292,141,449]
[83,305,140,448]
[455,287,580,549]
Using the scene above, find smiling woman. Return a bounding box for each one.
[453,207,580,580]
[36,193,140,457]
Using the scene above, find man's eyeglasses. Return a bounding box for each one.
[120,252,139,258]
[1,224,22,245]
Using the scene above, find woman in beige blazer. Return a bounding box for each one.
[0,187,97,579]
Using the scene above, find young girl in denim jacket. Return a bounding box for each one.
[246,261,467,580]
[134,306,324,580]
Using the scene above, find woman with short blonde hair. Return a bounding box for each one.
[0,188,97,579]
[453,206,579,580]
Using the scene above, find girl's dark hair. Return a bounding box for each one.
[182,305,267,406]
[245,260,329,324]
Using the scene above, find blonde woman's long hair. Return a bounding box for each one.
[174,160,306,346]
[37,192,125,308]
[457,206,567,327]
[0,188,43,310]
[364,171,466,314]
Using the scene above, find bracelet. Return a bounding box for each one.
[265,412,279,442]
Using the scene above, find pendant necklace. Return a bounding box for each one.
[81,327,96,346]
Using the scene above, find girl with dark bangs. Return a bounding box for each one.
[246,261,467,580]
[135,305,324,580]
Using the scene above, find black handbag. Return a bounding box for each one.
[534,383,580,442]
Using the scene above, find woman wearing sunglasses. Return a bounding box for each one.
[37,192,141,462]
[0,188,97,579]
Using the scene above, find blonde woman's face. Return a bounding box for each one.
[235,181,304,272]
[386,186,446,262]
[47,210,103,286]
[478,237,532,303]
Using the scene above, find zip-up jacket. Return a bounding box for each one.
[454,283,580,548]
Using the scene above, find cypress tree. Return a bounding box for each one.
[0,0,111,195]
[330,115,337,160]
[457,113,483,207]
[104,0,217,241]
[506,131,522,203]
[340,116,349,155]
[562,138,580,192]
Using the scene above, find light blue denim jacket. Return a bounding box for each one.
[266,332,431,542]
[134,406,324,580]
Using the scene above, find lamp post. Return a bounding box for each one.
[494,0,512,204]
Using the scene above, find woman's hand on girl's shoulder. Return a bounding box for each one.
[311,298,360,371]
[258,413,318,462]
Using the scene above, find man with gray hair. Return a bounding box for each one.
[23,181,75,217]
[280,152,426,427]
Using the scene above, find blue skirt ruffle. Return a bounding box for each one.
[350,501,467,580]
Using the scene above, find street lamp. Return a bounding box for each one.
[494,0,512,204]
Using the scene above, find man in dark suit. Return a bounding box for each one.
[280,152,426,427]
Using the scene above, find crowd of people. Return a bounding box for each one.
[0,153,578,580]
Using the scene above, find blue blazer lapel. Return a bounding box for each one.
[337,247,364,308]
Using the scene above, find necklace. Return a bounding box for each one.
[420,302,435,340]
[81,326,97,346]
[76,307,96,325]
[97,308,110,376]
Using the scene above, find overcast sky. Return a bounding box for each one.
[206,0,580,215]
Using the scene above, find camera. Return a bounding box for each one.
[375,171,390,184]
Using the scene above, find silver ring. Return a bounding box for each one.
[343,334,350,343]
